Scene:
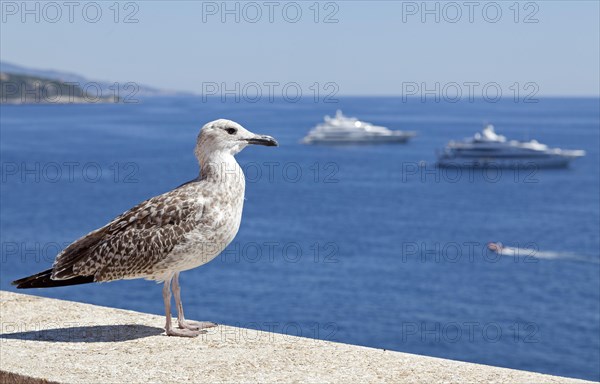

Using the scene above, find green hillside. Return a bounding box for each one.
[0,72,117,104]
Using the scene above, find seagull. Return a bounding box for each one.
[12,119,278,337]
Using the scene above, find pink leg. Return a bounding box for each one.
[173,272,218,331]
[163,275,202,337]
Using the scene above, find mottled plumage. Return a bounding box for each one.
[13,119,278,337]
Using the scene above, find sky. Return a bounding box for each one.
[1,0,599,96]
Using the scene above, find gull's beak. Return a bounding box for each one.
[244,134,278,147]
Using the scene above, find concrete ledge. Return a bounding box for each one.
[0,291,592,384]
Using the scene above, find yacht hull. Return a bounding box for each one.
[304,133,416,145]
[436,156,577,169]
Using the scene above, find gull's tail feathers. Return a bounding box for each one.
[12,269,94,289]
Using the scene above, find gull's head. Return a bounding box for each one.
[195,119,278,159]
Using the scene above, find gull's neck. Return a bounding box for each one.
[197,150,244,185]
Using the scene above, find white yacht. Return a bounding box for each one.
[302,110,416,144]
[436,125,585,168]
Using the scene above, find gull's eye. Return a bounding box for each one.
[225,127,237,135]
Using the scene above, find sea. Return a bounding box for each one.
[1,97,599,381]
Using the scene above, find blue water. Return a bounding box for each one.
[1,97,599,381]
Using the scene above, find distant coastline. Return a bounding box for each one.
[0,61,190,105]
[0,72,118,105]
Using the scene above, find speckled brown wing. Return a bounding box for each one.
[51,183,203,282]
